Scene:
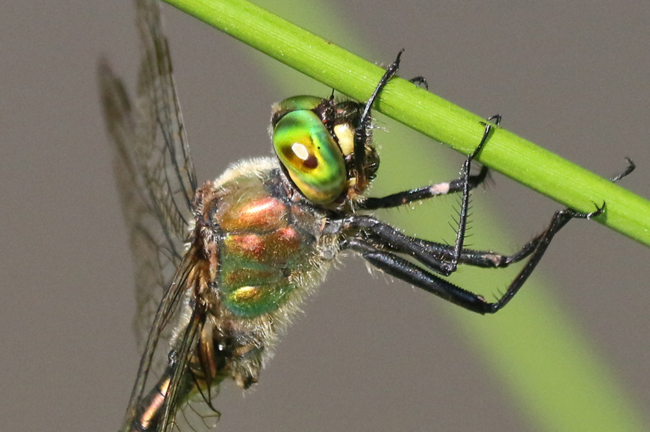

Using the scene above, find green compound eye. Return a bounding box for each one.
[277,95,323,112]
[273,109,346,205]
[271,95,324,128]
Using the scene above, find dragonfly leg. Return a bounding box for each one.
[344,215,456,276]
[408,76,429,90]
[344,237,495,313]
[357,165,488,210]
[343,154,636,313]
[354,50,404,189]
[343,204,603,314]
[343,214,535,270]
[448,156,634,270]
[441,115,501,275]
[351,115,501,273]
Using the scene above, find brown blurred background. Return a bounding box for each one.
[1,0,649,431]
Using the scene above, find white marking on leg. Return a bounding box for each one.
[430,182,450,195]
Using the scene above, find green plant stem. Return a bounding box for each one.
[161,0,650,247]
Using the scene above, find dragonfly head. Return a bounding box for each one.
[271,95,379,206]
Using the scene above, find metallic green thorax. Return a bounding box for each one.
[206,160,333,318]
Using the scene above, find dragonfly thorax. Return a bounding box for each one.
[194,157,339,321]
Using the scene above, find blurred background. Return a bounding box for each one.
[1,0,649,431]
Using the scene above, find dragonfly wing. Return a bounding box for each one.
[158,295,208,432]
[101,1,225,431]
[99,0,198,350]
[135,0,197,228]
[172,396,221,432]
[99,59,183,353]
[116,257,200,432]
[117,254,223,432]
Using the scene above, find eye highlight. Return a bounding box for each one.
[289,142,317,167]
[273,108,346,204]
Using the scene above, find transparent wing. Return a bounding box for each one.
[135,0,198,229]
[99,59,181,357]
[156,289,220,432]
[100,1,224,431]
[113,251,223,432]
[99,0,197,350]
[100,62,219,427]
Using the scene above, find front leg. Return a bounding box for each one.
[357,165,489,210]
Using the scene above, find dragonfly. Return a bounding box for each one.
[99,0,633,431]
